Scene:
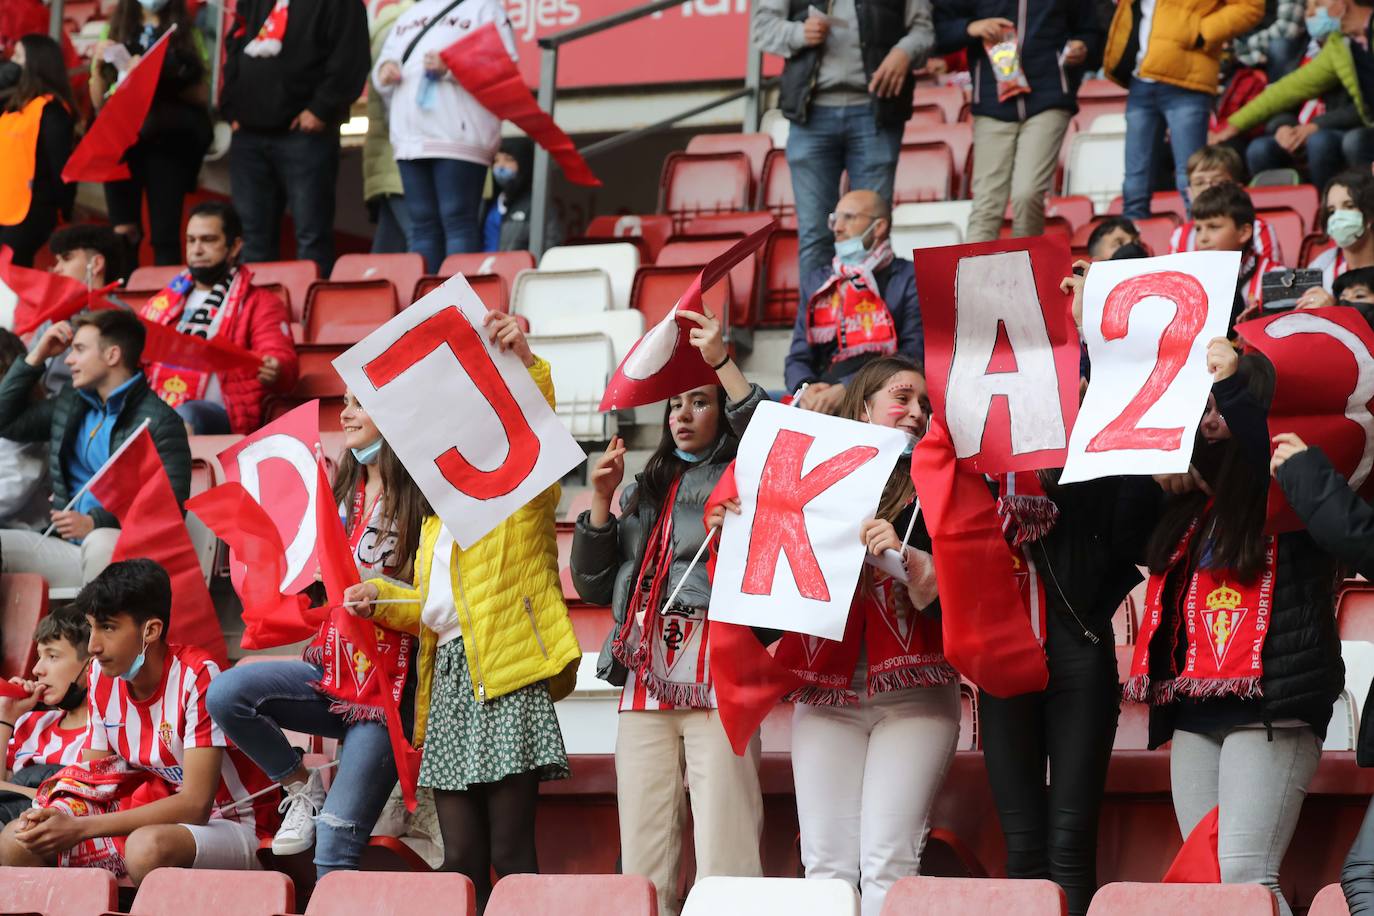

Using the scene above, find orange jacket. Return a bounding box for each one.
[1104,0,1264,94]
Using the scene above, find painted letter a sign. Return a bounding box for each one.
[709,402,908,641]
[333,275,586,549]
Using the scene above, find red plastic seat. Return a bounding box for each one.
[1249,184,1320,235]
[1258,208,1303,266]
[1073,97,1127,130]
[126,265,182,291]
[269,396,346,432]
[292,344,348,400]
[1105,191,1189,222]
[686,132,774,186]
[659,151,753,232]
[1338,583,1374,641]
[1,574,49,680]
[880,877,1067,915]
[758,148,798,230]
[439,251,536,290]
[1300,232,1335,268]
[758,229,800,328]
[330,253,426,308]
[119,868,293,916]
[894,143,955,205]
[247,260,319,323]
[1043,196,1096,232]
[910,104,947,125]
[1134,216,1178,256]
[412,273,508,313]
[303,281,399,344]
[682,211,777,238]
[1079,79,1128,99]
[1114,646,1149,749]
[918,84,967,125]
[630,266,731,330]
[1086,882,1278,915]
[657,236,755,330]
[1,866,118,916]
[1308,883,1351,916]
[486,874,657,916]
[902,122,973,198]
[300,867,474,915]
[584,214,674,262]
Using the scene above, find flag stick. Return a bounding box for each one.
[42,418,150,537]
[660,525,718,613]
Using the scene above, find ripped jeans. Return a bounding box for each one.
[206,660,413,877]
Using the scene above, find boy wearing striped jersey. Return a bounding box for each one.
[0,560,279,883]
[0,611,91,824]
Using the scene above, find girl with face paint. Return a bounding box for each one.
[570,309,771,915]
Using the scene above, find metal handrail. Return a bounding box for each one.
[528,0,765,258]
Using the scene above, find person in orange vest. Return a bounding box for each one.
[0,35,76,267]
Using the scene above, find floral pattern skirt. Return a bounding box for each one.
[418,638,571,792]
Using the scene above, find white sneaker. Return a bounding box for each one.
[271,768,325,856]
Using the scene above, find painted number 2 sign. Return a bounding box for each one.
[1061,251,1239,483]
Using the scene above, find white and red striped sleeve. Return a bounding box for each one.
[1253,217,1280,265]
[84,666,113,754]
[179,655,225,751]
[1169,222,1189,254]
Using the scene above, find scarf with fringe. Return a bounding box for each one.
[995,471,1055,646]
[804,239,898,367]
[1126,514,1276,703]
[34,756,173,875]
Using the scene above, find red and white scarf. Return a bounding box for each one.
[995,472,1055,646]
[34,756,173,875]
[245,0,289,57]
[610,477,714,708]
[1126,514,1278,703]
[140,267,251,409]
[805,239,899,368]
[304,485,415,722]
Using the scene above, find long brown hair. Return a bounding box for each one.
[839,357,924,524]
[625,385,736,516]
[331,440,430,580]
[8,35,75,113]
[107,0,202,81]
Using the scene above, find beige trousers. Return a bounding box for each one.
[615,709,764,916]
[965,108,1074,243]
[0,527,120,589]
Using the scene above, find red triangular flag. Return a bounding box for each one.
[908,418,1048,697]
[600,224,774,411]
[136,314,262,376]
[0,246,120,336]
[439,24,600,188]
[313,459,423,810]
[1163,807,1221,883]
[88,426,227,667]
[184,482,326,650]
[62,28,173,183]
[702,463,803,755]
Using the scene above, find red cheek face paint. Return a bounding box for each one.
[885,405,907,419]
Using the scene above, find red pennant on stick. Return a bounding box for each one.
[1163,806,1220,883]
[135,314,262,375]
[89,427,227,667]
[702,464,803,755]
[439,24,600,188]
[0,246,119,336]
[909,418,1048,697]
[600,223,774,411]
[63,28,172,184]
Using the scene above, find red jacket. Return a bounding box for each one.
[220,281,298,434]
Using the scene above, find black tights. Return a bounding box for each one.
[978,611,1120,916]
[433,771,541,912]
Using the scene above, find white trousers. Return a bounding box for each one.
[791,682,961,916]
[0,528,120,589]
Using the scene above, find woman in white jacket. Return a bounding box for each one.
[374,0,517,271]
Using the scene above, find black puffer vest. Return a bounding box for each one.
[778,0,915,127]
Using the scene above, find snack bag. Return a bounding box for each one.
[985,29,1030,102]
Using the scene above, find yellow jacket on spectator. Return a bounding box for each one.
[1105,0,1264,95]
[369,357,580,746]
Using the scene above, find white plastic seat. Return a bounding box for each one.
[891,222,963,256]
[1328,640,1374,750]
[1064,132,1127,213]
[526,333,617,441]
[539,243,641,311]
[539,310,645,367]
[1087,112,1127,134]
[681,877,860,916]
[892,200,973,235]
[511,268,613,328]
[760,108,790,149]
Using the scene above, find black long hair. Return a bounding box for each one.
[7,34,75,113]
[107,0,202,78]
[1144,355,1274,583]
[625,385,735,515]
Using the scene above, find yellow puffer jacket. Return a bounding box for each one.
[1104,0,1263,94]
[369,358,581,746]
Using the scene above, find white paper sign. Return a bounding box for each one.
[334,275,587,549]
[1061,251,1239,483]
[708,401,908,640]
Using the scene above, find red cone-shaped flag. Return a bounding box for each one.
[0,246,119,336]
[62,28,173,183]
[1163,806,1220,883]
[440,24,600,187]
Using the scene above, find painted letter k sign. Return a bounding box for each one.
[742,429,878,602]
[363,307,540,500]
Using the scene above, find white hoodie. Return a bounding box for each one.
[373,0,518,165]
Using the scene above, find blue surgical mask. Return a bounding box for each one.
[1305,9,1340,41]
[493,165,517,189]
[901,436,916,457]
[120,638,149,682]
[1329,208,1368,249]
[351,438,383,466]
[674,448,706,463]
[835,222,878,266]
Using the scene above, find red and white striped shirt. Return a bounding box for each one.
[6,710,87,774]
[1170,217,1281,264]
[1308,245,1347,290]
[86,646,279,839]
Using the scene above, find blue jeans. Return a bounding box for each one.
[371,194,412,255]
[229,128,341,276]
[205,660,410,877]
[174,400,230,435]
[398,158,489,273]
[1122,79,1213,218]
[1245,128,1350,195]
[786,102,903,285]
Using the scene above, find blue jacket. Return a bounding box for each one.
[785,257,924,392]
[933,0,1104,122]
